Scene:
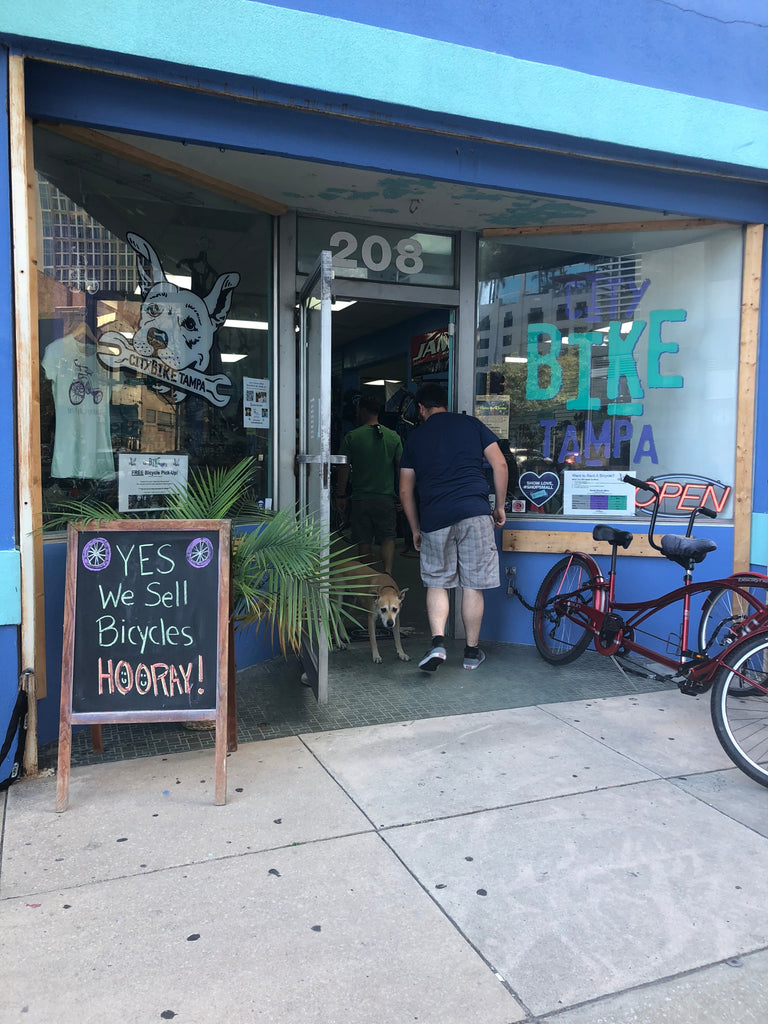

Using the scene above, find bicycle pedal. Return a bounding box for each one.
[598,612,624,648]
[677,679,711,695]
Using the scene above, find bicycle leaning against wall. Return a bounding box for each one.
[532,475,768,788]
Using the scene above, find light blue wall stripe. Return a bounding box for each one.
[751,513,768,572]
[0,549,21,625]
[4,0,768,172]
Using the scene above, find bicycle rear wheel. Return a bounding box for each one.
[533,554,600,665]
[710,633,768,788]
[698,575,768,654]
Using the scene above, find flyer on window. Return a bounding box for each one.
[118,453,189,512]
[563,470,636,517]
[243,377,270,429]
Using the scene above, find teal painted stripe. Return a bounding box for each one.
[751,513,768,572]
[5,0,768,172]
[0,548,21,624]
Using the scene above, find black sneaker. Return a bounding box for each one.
[419,645,447,672]
[463,647,486,670]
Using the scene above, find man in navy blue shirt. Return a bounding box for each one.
[399,384,508,671]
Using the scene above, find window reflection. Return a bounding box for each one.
[475,230,742,519]
[35,127,273,526]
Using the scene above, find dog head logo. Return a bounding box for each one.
[126,232,240,404]
[373,587,409,630]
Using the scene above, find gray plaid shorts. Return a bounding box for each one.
[419,514,500,589]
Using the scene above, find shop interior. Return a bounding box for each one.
[328,299,453,642]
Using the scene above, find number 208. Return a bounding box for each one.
[330,230,424,275]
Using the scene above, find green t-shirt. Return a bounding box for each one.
[341,423,403,497]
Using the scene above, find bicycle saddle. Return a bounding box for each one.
[592,525,633,548]
[660,534,717,567]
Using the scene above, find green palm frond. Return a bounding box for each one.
[164,460,264,521]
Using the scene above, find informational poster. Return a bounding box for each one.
[475,395,510,438]
[563,470,636,517]
[243,377,270,429]
[118,453,189,512]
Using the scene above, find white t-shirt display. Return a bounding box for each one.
[42,333,115,480]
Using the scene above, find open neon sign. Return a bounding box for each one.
[632,474,731,517]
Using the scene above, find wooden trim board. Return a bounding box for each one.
[733,224,763,573]
[9,55,46,778]
[482,218,730,238]
[42,123,288,217]
[502,529,661,557]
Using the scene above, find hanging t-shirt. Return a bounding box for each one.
[42,334,115,480]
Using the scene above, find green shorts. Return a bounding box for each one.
[349,495,397,545]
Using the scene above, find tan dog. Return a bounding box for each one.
[366,571,410,664]
[333,549,410,663]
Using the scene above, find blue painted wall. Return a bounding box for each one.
[0,47,22,780]
[23,64,768,227]
[252,0,768,111]
[488,521,735,650]
[749,229,768,572]
[4,1,768,174]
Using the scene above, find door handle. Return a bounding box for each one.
[296,454,347,465]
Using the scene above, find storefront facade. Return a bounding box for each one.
[2,1,768,765]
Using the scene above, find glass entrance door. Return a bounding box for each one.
[296,251,336,703]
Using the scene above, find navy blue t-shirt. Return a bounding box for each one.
[400,412,499,532]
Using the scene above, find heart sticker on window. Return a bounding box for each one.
[519,471,560,506]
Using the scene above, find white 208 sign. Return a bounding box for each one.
[330,230,424,275]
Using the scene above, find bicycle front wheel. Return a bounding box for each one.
[698,575,768,654]
[533,554,600,665]
[711,633,768,788]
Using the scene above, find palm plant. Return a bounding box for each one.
[49,457,368,654]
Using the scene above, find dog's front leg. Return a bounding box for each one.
[334,592,349,650]
[393,619,410,662]
[368,608,383,663]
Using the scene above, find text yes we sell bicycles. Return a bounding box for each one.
[532,475,768,788]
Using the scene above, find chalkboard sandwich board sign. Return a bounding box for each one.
[56,519,231,810]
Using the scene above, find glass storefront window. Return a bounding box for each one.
[475,228,744,520]
[34,127,273,526]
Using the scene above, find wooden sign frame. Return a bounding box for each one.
[56,519,231,810]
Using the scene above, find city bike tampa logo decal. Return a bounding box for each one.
[97,232,239,407]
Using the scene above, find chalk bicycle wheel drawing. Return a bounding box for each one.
[186,537,213,569]
[82,537,111,571]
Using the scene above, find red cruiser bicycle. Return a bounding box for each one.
[532,475,768,787]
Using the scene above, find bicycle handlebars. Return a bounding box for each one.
[623,474,655,493]
[622,473,717,548]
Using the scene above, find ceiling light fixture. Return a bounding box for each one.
[224,319,269,330]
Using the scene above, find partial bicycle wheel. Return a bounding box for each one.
[533,554,601,665]
[698,575,768,654]
[710,633,768,788]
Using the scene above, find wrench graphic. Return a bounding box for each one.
[98,333,233,407]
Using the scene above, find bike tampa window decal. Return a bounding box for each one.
[97,232,240,407]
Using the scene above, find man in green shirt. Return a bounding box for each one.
[335,395,403,575]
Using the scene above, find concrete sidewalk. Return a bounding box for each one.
[2,688,768,1023]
